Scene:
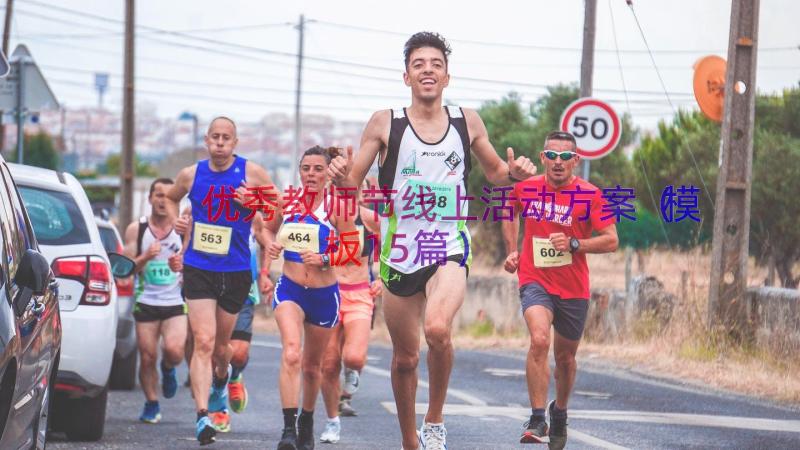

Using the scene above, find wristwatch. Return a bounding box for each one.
[320,254,331,270]
[569,237,580,253]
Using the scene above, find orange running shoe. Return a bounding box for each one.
[228,374,248,413]
[209,409,231,433]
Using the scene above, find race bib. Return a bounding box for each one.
[278,222,320,253]
[532,237,572,268]
[192,222,233,255]
[143,260,177,286]
[406,180,458,220]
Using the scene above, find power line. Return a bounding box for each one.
[312,18,798,54]
[627,1,715,208]
[17,1,698,98]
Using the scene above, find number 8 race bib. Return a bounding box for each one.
[406,180,458,220]
[532,237,572,268]
[192,222,233,255]
[278,222,320,253]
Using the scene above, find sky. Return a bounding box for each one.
[6,0,800,132]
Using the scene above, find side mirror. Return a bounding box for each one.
[15,249,49,295]
[108,252,135,278]
[13,249,50,316]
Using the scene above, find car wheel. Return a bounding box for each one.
[32,354,58,449]
[62,386,107,441]
[109,350,137,390]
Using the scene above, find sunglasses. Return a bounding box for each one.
[542,150,578,161]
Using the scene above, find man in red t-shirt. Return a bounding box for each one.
[502,130,618,448]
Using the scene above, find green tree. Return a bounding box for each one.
[9,131,60,170]
[631,84,800,286]
[102,153,158,177]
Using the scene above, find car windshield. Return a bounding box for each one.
[97,226,120,254]
[18,186,90,245]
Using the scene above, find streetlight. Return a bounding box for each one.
[178,111,199,153]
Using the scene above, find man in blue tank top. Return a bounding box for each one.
[167,116,277,445]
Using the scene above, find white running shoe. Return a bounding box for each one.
[419,422,447,450]
[343,368,360,395]
[320,418,341,444]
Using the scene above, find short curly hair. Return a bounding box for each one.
[403,32,451,69]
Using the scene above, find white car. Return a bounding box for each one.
[95,217,137,390]
[9,164,118,442]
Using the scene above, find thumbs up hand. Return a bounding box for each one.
[507,147,536,182]
[327,145,354,185]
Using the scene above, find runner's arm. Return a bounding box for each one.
[166,165,194,218]
[333,110,389,189]
[574,224,619,254]
[123,221,148,274]
[464,108,536,186]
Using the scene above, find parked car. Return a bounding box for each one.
[0,157,62,449]
[95,217,137,390]
[8,163,133,442]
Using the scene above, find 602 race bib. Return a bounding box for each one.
[143,260,177,285]
[406,180,458,220]
[192,222,233,255]
[532,237,572,268]
[278,222,320,253]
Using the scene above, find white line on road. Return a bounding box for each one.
[380,402,630,450]
[362,365,488,406]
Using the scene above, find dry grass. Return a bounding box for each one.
[253,250,800,405]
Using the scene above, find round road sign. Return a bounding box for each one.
[559,98,621,160]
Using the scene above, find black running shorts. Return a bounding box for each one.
[182,265,252,315]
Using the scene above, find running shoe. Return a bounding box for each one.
[547,400,567,450]
[228,374,248,413]
[208,366,230,413]
[338,397,357,417]
[297,416,315,450]
[139,401,161,424]
[520,415,548,444]
[277,428,298,450]
[343,368,360,396]
[319,419,340,443]
[419,422,447,450]
[196,415,217,445]
[209,409,231,433]
[161,362,178,399]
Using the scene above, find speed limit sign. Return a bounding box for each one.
[559,98,621,160]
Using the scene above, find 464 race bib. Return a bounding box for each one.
[278,222,320,253]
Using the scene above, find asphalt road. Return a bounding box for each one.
[49,333,800,449]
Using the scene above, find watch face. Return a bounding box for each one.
[570,238,579,251]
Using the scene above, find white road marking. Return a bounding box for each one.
[483,367,526,377]
[362,365,488,406]
[380,402,629,450]
[574,390,613,399]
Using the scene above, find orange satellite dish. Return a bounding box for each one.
[693,55,727,123]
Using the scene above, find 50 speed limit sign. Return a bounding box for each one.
[559,98,621,160]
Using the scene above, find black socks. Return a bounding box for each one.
[283,408,298,430]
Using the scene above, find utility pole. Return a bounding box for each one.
[1,0,14,152]
[708,0,760,333]
[120,0,135,232]
[292,14,305,187]
[579,0,597,181]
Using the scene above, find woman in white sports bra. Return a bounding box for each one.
[262,145,357,450]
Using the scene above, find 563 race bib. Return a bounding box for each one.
[532,237,572,268]
[192,222,233,255]
[278,222,320,253]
